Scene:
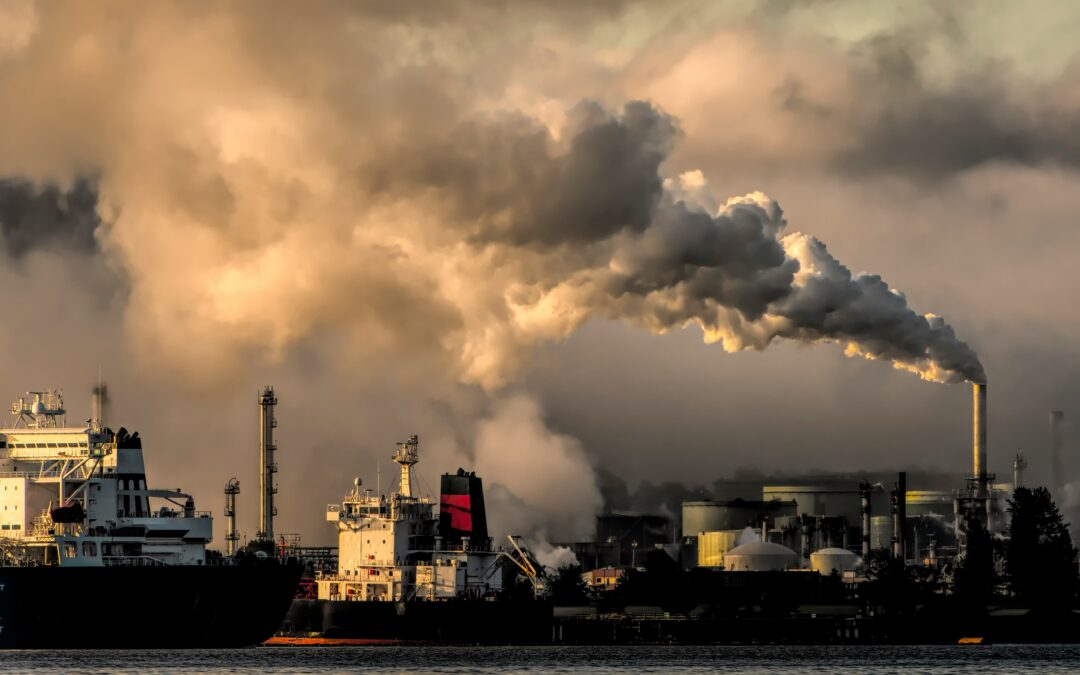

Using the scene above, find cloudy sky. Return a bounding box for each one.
[0,0,1078,546]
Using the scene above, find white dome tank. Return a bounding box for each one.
[810,547,859,575]
[722,541,798,572]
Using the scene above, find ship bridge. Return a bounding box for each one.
[0,389,213,567]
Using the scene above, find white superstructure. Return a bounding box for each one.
[317,436,504,602]
[0,389,212,567]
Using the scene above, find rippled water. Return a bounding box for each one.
[0,645,1077,673]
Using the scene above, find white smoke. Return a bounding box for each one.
[0,5,982,391]
[471,395,601,548]
[509,177,984,386]
[737,526,759,546]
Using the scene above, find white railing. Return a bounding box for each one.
[101,555,169,567]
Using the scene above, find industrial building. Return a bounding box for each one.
[561,381,1057,609]
[558,511,673,570]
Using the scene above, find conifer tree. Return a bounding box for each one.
[1005,487,1079,607]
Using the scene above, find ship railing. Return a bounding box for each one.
[0,559,44,568]
[102,555,170,567]
[28,516,53,537]
[143,510,212,519]
[0,470,62,479]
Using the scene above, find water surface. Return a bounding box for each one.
[0,644,1077,673]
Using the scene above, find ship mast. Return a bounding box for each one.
[394,435,419,498]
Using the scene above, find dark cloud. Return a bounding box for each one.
[379,101,678,247]
[834,85,1080,182]
[0,179,99,258]
[829,29,1080,181]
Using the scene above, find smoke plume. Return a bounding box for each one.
[471,395,602,546]
[0,1,1026,543]
[0,3,983,390]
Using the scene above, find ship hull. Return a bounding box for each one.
[0,560,302,648]
[281,598,553,644]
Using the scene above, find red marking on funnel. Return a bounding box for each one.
[441,494,472,531]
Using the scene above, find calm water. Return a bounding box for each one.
[0,645,1077,674]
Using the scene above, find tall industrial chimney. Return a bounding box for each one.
[257,386,278,543]
[859,480,872,560]
[1013,450,1027,491]
[973,383,988,498]
[891,472,906,560]
[224,478,240,557]
[1050,410,1065,501]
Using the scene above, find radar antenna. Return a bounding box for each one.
[11,389,65,428]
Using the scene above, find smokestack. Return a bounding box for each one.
[798,514,814,559]
[224,478,240,557]
[973,383,988,498]
[859,480,872,560]
[1050,410,1064,501]
[1013,450,1027,491]
[257,386,278,542]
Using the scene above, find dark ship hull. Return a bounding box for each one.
[281,598,553,644]
[0,560,302,648]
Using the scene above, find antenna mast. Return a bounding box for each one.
[393,435,419,498]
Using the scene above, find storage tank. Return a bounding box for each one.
[762,485,864,521]
[696,530,743,568]
[905,491,954,517]
[809,547,859,575]
[722,541,799,572]
[682,499,796,535]
[870,515,892,550]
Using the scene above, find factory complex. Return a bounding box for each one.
[177,379,1080,644]
[561,384,1041,577]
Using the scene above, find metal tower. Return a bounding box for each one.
[224,478,240,557]
[257,386,278,542]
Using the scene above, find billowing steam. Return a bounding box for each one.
[0,2,990,547]
[469,395,601,564]
[0,4,981,390]
[504,164,984,386]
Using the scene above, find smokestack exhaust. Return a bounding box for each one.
[973,383,988,498]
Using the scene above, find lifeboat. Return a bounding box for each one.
[50,501,86,524]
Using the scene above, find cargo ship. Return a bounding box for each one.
[0,389,301,648]
[278,435,552,644]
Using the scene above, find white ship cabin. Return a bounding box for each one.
[0,390,212,567]
[318,435,503,602]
